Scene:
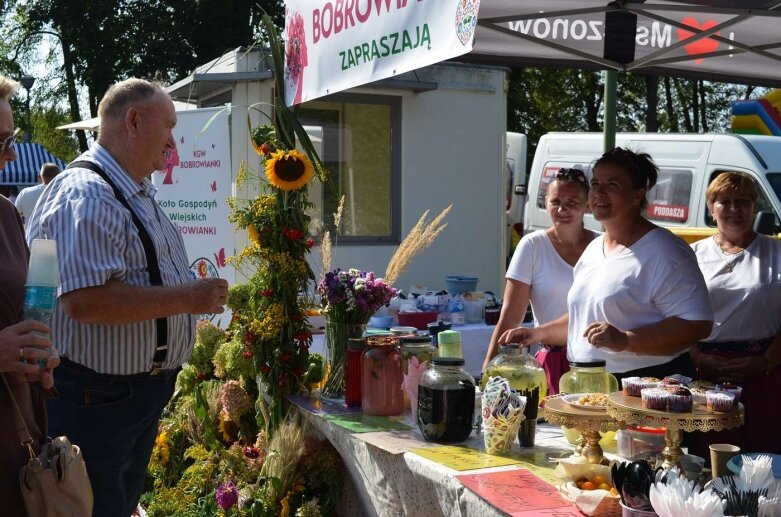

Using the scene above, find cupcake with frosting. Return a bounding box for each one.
[641,388,669,410]
[716,383,742,406]
[623,377,658,397]
[667,386,693,412]
[706,390,735,412]
[689,386,709,405]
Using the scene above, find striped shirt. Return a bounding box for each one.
[26,144,195,375]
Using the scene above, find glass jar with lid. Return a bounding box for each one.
[558,360,618,395]
[400,335,438,374]
[361,336,404,416]
[481,344,548,400]
[417,357,476,442]
[558,360,618,446]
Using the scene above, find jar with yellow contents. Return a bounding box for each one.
[559,360,619,446]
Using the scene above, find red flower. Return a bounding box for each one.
[259,143,272,156]
[294,331,311,341]
[298,342,310,351]
[282,227,305,240]
[305,238,315,248]
[243,331,255,345]
[259,289,274,297]
[280,353,291,363]
[243,446,260,459]
[293,368,304,378]
[260,365,272,375]
[242,349,253,359]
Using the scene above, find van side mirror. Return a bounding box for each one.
[753,211,779,235]
[514,185,527,196]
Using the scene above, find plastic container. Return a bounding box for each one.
[417,357,476,442]
[617,427,666,458]
[463,299,486,323]
[400,335,438,374]
[369,315,395,329]
[445,276,478,294]
[427,320,451,346]
[437,330,463,359]
[345,338,367,407]
[619,500,658,516]
[449,300,465,325]
[361,336,404,416]
[484,305,501,325]
[397,311,439,330]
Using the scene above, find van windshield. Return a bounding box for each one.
[769,173,781,205]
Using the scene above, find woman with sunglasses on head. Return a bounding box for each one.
[483,168,597,394]
[690,172,781,453]
[0,76,59,515]
[499,148,713,380]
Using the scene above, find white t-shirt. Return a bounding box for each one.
[567,227,713,373]
[506,229,597,325]
[14,183,46,222]
[692,234,781,342]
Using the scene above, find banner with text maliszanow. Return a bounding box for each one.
[283,0,481,105]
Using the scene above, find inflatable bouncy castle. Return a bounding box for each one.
[731,89,781,136]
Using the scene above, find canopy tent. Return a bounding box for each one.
[1,143,67,185]
[470,0,781,85]
[459,0,781,148]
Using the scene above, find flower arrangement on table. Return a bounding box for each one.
[317,269,397,397]
[141,14,343,517]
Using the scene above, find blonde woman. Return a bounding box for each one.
[483,168,597,394]
[691,172,781,453]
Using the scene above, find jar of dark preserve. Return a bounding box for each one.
[417,357,476,443]
[345,338,367,407]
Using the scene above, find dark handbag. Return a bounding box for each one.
[2,374,93,516]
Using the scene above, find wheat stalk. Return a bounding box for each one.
[333,194,345,232]
[259,413,307,501]
[320,229,332,276]
[384,205,452,285]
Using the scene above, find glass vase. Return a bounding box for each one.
[322,318,367,399]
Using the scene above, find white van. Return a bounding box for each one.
[505,132,528,258]
[524,132,781,242]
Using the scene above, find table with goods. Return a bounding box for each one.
[606,390,745,471]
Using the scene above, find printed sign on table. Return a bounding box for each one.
[354,430,434,455]
[152,108,235,328]
[410,445,521,471]
[324,414,413,433]
[456,468,580,516]
[283,0,481,105]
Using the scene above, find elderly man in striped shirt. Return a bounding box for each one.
[26,78,229,517]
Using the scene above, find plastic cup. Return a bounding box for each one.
[710,443,740,479]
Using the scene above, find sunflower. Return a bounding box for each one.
[265,149,314,191]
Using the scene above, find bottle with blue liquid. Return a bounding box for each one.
[24,239,58,365]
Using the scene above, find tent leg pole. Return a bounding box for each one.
[603,70,617,152]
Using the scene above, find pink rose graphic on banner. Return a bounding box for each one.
[162,145,180,184]
[285,11,308,105]
[455,0,480,46]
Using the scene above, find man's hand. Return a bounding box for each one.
[185,278,229,315]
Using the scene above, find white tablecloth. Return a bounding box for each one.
[298,404,581,517]
[310,323,498,377]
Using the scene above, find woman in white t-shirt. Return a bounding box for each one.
[690,172,781,453]
[499,148,713,379]
[483,169,597,394]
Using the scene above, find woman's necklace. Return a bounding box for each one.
[714,235,745,273]
[602,224,642,259]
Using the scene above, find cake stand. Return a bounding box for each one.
[606,391,744,470]
[544,395,620,465]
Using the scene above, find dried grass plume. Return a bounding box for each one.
[320,230,332,275]
[384,205,452,285]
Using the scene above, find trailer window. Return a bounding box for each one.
[646,169,693,224]
[705,171,781,227]
[297,94,400,243]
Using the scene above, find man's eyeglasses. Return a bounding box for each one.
[0,128,21,156]
[554,168,589,190]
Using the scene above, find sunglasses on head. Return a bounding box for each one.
[0,128,21,156]
[554,168,589,189]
